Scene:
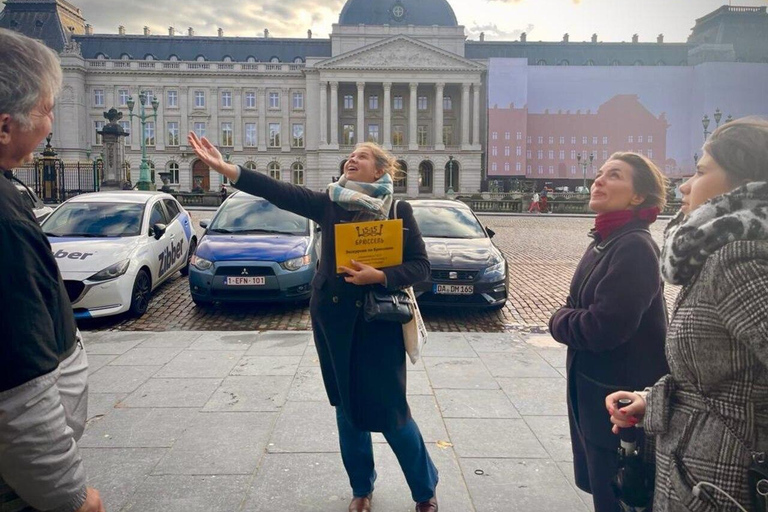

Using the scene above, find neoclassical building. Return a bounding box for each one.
[2,0,766,194]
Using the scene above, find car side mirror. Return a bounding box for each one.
[152,223,167,240]
[486,227,496,238]
[314,225,322,233]
[199,219,210,229]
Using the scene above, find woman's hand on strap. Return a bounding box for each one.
[338,260,386,286]
[605,391,646,434]
[188,132,239,181]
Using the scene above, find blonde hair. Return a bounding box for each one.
[353,142,405,180]
[608,151,668,209]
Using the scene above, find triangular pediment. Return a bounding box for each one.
[316,35,485,71]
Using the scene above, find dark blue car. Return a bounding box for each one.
[188,191,318,306]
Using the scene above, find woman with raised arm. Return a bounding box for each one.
[188,133,438,512]
[607,118,768,511]
[549,152,670,512]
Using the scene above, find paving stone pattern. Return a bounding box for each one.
[79,330,598,512]
[79,214,678,334]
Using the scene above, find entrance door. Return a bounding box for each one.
[192,160,210,192]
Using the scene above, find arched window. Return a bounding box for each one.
[268,161,281,181]
[246,56,257,63]
[196,55,206,62]
[418,161,433,194]
[610,59,621,66]
[244,161,258,172]
[147,161,156,183]
[445,159,460,193]
[120,53,131,60]
[656,60,666,66]
[223,55,233,62]
[169,55,179,61]
[144,54,155,61]
[558,59,569,66]
[584,59,595,66]
[633,60,644,66]
[293,57,304,64]
[95,53,106,60]
[292,163,304,185]
[270,56,280,63]
[167,161,180,184]
[394,160,407,193]
[536,59,547,66]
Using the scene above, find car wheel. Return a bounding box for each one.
[180,238,197,276]
[487,302,506,312]
[129,269,152,317]
[192,297,212,308]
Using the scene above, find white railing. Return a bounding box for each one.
[138,62,157,69]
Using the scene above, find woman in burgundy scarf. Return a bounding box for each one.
[549,152,670,512]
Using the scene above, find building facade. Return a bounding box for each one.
[2,0,767,194]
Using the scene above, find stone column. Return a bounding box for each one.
[99,118,128,190]
[461,83,470,149]
[282,87,291,152]
[257,87,266,151]
[409,82,418,150]
[234,88,243,151]
[330,81,339,147]
[356,82,365,145]
[208,87,218,146]
[179,87,189,145]
[155,87,165,150]
[472,82,481,148]
[383,82,392,150]
[319,81,328,146]
[435,82,445,151]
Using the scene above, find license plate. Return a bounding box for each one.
[434,284,474,295]
[225,276,266,286]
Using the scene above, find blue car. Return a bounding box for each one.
[188,191,317,306]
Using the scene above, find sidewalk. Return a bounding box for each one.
[79,330,594,512]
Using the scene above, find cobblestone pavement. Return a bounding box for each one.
[79,212,679,334]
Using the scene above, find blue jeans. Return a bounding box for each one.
[335,407,438,502]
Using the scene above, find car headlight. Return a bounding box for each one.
[280,255,311,271]
[88,259,130,282]
[191,255,213,270]
[481,259,506,282]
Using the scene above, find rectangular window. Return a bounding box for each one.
[166,90,178,108]
[628,135,634,143]
[94,121,105,145]
[603,136,608,144]
[516,146,522,156]
[603,150,608,159]
[292,123,304,148]
[269,123,281,147]
[537,136,543,144]
[194,90,205,108]
[393,125,404,145]
[118,89,129,107]
[638,135,644,143]
[548,136,554,144]
[517,131,522,140]
[492,163,497,172]
[582,136,588,144]
[221,91,232,108]
[245,123,257,147]
[559,136,565,144]
[221,122,233,146]
[245,91,256,109]
[443,96,452,111]
[492,132,498,140]
[168,165,180,184]
[167,122,180,146]
[559,150,565,159]
[417,96,428,111]
[342,124,355,145]
[393,95,403,110]
[94,89,104,107]
[504,162,510,172]
[368,95,379,110]
[516,162,521,172]
[538,165,543,174]
[527,136,532,144]
[592,136,598,145]
[344,95,354,110]
[527,165,532,174]
[194,122,206,138]
[571,136,577,144]
[269,92,280,109]
[367,124,379,143]
[571,150,577,159]
[537,150,543,159]
[648,135,653,143]
[417,125,428,146]
[286,92,301,109]
[505,132,511,140]
[571,165,577,174]
[526,150,531,158]
[119,120,130,143]
[504,146,510,157]
[549,165,554,174]
[144,121,155,146]
[548,150,554,159]
[443,125,453,146]
[492,146,497,157]
[648,149,653,159]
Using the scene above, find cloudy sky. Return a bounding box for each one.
[74,0,767,42]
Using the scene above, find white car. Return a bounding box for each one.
[42,191,197,319]
[16,183,54,223]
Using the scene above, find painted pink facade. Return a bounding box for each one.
[488,95,674,180]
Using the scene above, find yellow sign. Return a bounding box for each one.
[335,219,403,273]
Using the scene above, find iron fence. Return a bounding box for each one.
[11,160,102,203]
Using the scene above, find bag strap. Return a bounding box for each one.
[571,228,649,308]
[393,199,399,220]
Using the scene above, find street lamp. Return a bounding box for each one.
[577,152,594,193]
[446,155,455,197]
[126,91,159,191]
[701,108,731,142]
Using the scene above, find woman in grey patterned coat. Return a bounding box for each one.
[607,117,768,511]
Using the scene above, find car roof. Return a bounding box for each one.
[66,191,174,205]
[407,199,472,209]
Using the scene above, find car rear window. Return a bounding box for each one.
[411,205,487,239]
[209,195,308,236]
[43,202,144,237]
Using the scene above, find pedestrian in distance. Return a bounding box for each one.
[188,133,439,512]
[607,117,768,511]
[0,29,105,512]
[528,191,541,213]
[540,186,549,213]
[549,152,670,512]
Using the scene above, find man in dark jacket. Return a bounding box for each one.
[0,28,104,512]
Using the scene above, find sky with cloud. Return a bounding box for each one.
[73,0,767,42]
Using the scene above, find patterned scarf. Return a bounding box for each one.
[327,173,394,221]
[661,181,768,285]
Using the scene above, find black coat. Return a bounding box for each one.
[549,221,669,494]
[235,168,430,432]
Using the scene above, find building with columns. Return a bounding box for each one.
[2,0,766,194]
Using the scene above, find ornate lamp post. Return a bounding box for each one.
[126,91,159,191]
[577,152,594,192]
[446,155,456,197]
[701,108,732,142]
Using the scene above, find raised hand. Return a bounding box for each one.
[187,132,238,180]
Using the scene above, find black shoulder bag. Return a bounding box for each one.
[363,200,414,324]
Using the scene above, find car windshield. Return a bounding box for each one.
[43,202,144,237]
[209,195,309,236]
[411,205,487,239]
